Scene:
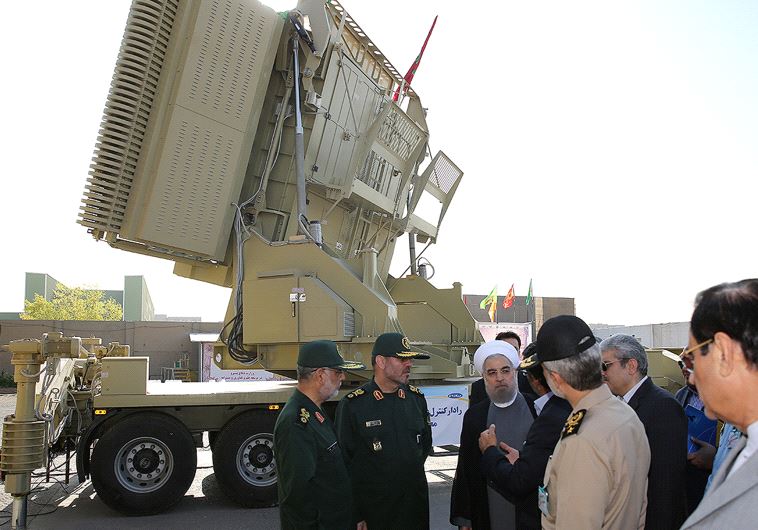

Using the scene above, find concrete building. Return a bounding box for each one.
[1,272,194,322]
[591,321,689,349]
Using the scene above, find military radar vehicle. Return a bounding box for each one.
[1,0,481,526]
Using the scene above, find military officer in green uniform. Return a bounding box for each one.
[274,340,364,530]
[335,332,433,530]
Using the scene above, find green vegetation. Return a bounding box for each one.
[21,285,123,321]
[0,371,15,388]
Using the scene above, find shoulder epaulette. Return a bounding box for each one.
[561,409,586,439]
[299,407,311,424]
[346,388,367,399]
[408,384,424,396]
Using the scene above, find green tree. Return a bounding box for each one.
[20,285,123,321]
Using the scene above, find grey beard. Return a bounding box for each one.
[488,385,517,406]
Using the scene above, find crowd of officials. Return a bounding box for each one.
[272,279,758,529]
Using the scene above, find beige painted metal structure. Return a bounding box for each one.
[78,0,479,381]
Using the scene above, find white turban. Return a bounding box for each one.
[473,340,520,375]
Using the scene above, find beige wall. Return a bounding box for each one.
[0,320,221,378]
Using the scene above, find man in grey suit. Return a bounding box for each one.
[681,279,758,529]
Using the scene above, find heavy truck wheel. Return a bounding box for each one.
[90,412,197,515]
[212,410,278,507]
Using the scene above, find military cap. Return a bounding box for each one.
[534,315,597,363]
[298,340,365,370]
[517,342,540,369]
[371,332,430,359]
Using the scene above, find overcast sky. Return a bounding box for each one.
[1,0,756,326]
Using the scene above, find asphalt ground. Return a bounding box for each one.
[0,394,458,529]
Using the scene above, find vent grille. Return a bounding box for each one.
[428,153,460,194]
[78,0,178,233]
[343,312,356,337]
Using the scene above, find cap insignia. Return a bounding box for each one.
[561,409,586,439]
[299,408,310,424]
[402,336,411,349]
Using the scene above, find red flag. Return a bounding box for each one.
[393,16,438,101]
[503,284,515,309]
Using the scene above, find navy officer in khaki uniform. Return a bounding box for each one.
[336,332,433,530]
[274,340,364,530]
[535,316,650,530]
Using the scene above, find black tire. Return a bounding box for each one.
[212,410,278,508]
[90,412,197,515]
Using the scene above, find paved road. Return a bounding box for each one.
[0,394,458,529]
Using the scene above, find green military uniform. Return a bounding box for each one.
[275,389,351,529]
[335,333,433,530]
[273,340,364,530]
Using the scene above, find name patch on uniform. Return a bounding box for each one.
[365,420,382,428]
[561,409,586,439]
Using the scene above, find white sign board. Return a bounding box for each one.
[477,322,532,354]
[419,384,469,446]
[200,343,290,382]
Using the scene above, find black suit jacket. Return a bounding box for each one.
[628,378,688,530]
[450,395,536,530]
[479,395,572,530]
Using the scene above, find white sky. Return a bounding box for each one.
[1,0,756,326]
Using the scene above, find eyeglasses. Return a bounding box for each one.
[601,358,629,371]
[681,338,713,359]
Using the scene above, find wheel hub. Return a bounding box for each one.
[115,437,174,493]
[236,433,276,486]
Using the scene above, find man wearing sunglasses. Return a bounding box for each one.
[535,316,650,530]
[274,340,365,530]
[681,279,758,529]
[600,334,687,530]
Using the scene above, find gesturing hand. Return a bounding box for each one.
[478,424,497,453]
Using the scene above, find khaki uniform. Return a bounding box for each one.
[541,385,650,530]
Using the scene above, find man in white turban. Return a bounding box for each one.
[450,341,536,530]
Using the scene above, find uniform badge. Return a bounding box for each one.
[365,420,382,427]
[372,439,383,451]
[398,388,406,399]
[315,411,325,423]
[299,408,310,424]
[409,384,423,395]
[355,388,365,395]
[561,409,586,439]
[373,390,384,401]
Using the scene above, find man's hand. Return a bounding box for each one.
[357,521,367,530]
[499,441,519,464]
[479,424,497,453]
[687,437,716,470]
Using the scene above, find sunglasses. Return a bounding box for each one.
[601,358,629,371]
[681,338,713,359]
